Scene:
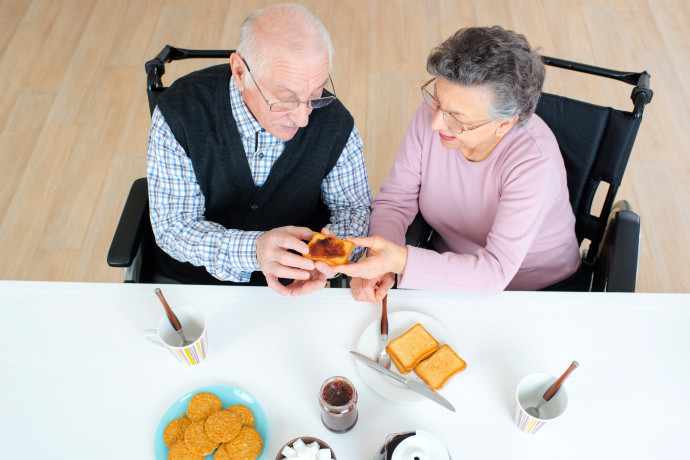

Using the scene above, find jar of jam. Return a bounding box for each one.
[318,376,358,433]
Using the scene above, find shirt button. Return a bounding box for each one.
[258,152,264,159]
[250,204,259,210]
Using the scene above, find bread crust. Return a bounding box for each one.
[303,232,355,266]
[415,344,467,391]
[385,323,439,374]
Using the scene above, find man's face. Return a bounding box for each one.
[232,53,331,142]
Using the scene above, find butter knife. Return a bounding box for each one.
[350,350,456,412]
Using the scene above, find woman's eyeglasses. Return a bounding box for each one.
[421,78,495,134]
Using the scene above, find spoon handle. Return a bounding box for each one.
[543,360,579,401]
[381,294,388,335]
[154,288,182,331]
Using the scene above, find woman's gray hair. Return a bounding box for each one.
[237,4,333,81]
[427,26,545,126]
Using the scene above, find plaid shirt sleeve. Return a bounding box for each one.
[147,107,262,282]
[321,125,372,261]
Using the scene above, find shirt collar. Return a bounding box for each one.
[229,76,265,140]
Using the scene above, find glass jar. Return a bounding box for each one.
[318,376,358,433]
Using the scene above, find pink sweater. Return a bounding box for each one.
[370,103,581,293]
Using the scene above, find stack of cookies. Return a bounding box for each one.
[164,392,263,460]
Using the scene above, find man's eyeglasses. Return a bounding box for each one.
[242,57,337,112]
[421,78,495,134]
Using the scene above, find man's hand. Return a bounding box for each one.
[285,260,334,296]
[256,226,316,295]
[349,272,395,304]
[286,227,340,296]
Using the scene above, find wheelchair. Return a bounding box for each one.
[108,46,652,291]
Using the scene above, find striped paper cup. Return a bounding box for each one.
[514,373,568,434]
[143,305,208,366]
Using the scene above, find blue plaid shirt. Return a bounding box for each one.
[147,78,371,282]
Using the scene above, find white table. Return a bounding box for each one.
[1,281,689,459]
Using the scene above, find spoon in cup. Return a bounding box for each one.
[526,361,579,418]
[154,288,192,346]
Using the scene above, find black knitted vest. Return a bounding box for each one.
[152,64,354,285]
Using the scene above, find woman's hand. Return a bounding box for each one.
[335,235,408,279]
[350,273,395,304]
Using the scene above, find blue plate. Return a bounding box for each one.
[154,385,269,459]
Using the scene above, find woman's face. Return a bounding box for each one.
[429,78,509,162]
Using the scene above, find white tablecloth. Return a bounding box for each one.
[1,281,689,459]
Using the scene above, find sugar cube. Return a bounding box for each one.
[293,438,306,451]
[281,445,297,457]
[318,448,333,460]
[280,439,332,460]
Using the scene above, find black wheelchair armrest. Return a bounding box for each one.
[593,200,641,292]
[405,212,435,249]
[107,178,149,268]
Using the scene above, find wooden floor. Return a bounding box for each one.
[1,0,688,292]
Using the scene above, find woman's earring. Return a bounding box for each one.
[497,131,503,136]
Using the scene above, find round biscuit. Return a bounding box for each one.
[225,405,255,427]
[184,421,220,456]
[205,410,241,443]
[187,392,222,422]
[168,440,204,460]
[214,443,231,460]
[226,427,263,460]
[164,416,192,448]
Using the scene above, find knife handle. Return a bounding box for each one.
[381,295,388,335]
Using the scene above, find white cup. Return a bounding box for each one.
[514,373,568,434]
[143,306,208,366]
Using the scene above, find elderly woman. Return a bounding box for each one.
[337,26,581,302]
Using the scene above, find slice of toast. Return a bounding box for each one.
[303,233,355,266]
[415,344,466,391]
[385,323,439,374]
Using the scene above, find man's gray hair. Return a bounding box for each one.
[427,26,545,126]
[237,4,334,80]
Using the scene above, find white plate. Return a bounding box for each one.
[355,311,456,403]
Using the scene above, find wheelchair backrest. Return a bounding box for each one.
[146,46,234,116]
[535,92,643,251]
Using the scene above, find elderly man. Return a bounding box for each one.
[147,4,371,295]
